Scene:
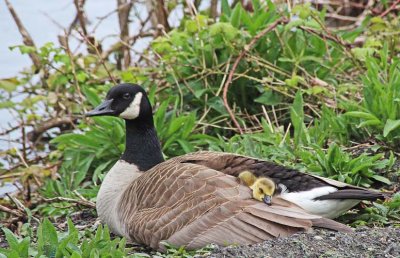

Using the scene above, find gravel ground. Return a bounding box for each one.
[209,227,400,258]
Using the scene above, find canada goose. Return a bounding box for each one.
[238,171,276,205]
[86,83,383,250]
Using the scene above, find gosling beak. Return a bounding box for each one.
[263,195,272,206]
[85,99,115,117]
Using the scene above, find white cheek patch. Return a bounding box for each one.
[119,92,143,119]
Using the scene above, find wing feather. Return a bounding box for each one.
[117,160,350,250]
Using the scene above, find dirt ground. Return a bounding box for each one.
[209,227,400,258]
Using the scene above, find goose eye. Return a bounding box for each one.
[123,93,131,99]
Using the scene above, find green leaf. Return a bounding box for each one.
[0,78,19,92]
[255,90,282,105]
[221,0,231,17]
[371,175,391,185]
[82,86,101,107]
[383,119,400,137]
[230,3,242,28]
[290,91,309,146]
[37,218,58,257]
[357,120,382,128]
[344,111,380,121]
[2,228,19,250]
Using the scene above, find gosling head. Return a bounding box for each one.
[251,177,277,206]
[85,83,152,121]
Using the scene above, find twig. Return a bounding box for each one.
[210,0,218,19]
[27,117,76,142]
[14,148,29,168]
[73,0,88,36]
[0,124,27,136]
[261,105,274,133]
[91,1,132,34]
[222,17,288,134]
[6,193,26,211]
[68,0,87,35]
[4,0,41,70]
[299,24,362,71]
[77,31,117,84]
[325,13,360,22]
[0,204,24,218]
[21,119,27,162]
[117,0,133,69]
[41,196,95,208]
[380,0,400,17]
[146,0,170,33]
[0,172,23,179]
[4,194,40,222]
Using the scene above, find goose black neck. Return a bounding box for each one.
[121,119,164,171]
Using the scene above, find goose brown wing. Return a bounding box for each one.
[117,160,351,250]
[177,151,384,200]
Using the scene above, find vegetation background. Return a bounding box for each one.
[0,0,399,257]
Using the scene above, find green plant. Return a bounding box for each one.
[0,219,129,258]
[345,45,400,145]
[352,193,400,226]
[155,242,214,258]
[300,144,393,187]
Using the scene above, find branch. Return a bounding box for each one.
[73,0,88,36]
[27,117,76,142]
[222,17,288,134]
[117,0,133,69]
[210,0,218,20]
[380,0,400,17]
[4,0,41,71]
[0,204,24,218]
[146,0,170,33]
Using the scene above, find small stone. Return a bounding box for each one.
[314,236,323,240]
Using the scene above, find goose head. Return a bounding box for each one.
[86,83,152,122]
[86,83,164,171]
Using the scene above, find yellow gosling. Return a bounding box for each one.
[239,171,277,205]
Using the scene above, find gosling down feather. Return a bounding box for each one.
[238,171,277,205]
[86,83,383,250]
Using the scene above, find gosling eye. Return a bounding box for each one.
[123,93,131,99]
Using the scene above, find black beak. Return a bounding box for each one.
[263,195,272,206]
[85,99,115,117]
